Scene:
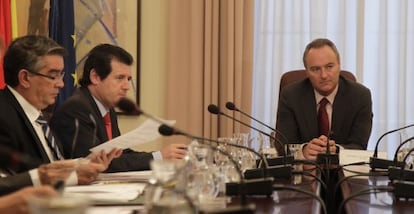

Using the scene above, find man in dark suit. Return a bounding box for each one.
[0,35,120,195]
[276,38,373,160]
[50,44,187,172]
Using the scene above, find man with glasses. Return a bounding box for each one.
[50,44,188,172]
[0,35,121,195]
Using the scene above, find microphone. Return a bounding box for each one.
[392,146,414,199]
[159,124,262,213]
[370,124,414,170]
[116,97,143,116]
[225,101,291,155]
[89,114,98,148]
[70,118,79,158]
[158,124,292,180]
[159,124,276,194]
[117,98,167,125]
[208,104,294,166]
[388,136,414,181]
[225,102,280,135]
[316,131,339,165]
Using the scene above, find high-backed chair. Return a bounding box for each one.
[274,70,356,155]
[279,69,356,92]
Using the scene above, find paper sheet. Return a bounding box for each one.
[90,118,175,153]
[95,170,153,183]
[340,149,387,176]
[64,183,146,202]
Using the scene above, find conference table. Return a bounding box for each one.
[78,171,322,214]
[339,169,414,214]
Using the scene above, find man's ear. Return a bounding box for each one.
[89,69,100,85]
[18,69,31,88]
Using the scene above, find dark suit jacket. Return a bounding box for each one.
[276,76,373,150]
[0,172,32,196]
[49,87,153,172]
[0,88,54,195]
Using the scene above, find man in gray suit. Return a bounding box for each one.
[276,38,373,160]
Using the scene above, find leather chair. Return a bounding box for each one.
[279,69,356,92]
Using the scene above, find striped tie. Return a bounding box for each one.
[36,114,64,160]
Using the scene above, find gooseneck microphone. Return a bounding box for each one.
[316,131,339,165]
[370,124,414,170]
[392,146,414,199]
[117,98,168,126]
[225,101,289,150]
[373,124,414,158]
[116,98,143,116]
[158,124,278,190]
[159,124,261,213]
[158,124,290,180]
[70,118,79,158]
[388,136,414,181]
[208,104,294,166]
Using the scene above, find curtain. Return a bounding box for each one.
[252,0,414,156]
[164,0,254,141]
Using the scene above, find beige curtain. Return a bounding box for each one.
[165,0,254,141]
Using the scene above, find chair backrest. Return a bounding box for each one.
[279,70,356,92]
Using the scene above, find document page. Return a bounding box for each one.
[90,118,175,153]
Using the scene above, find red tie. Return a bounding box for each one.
[318,98,329,136]
[103,113,112,140]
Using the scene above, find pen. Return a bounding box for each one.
[53,180,65,195]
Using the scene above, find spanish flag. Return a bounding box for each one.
[0,0,12,89]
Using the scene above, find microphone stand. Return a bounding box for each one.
[370,124,414,170]
[208,104,294,167]
[389,137,414,181]
[392,147,414,199]
[225,101,290,155]
[159,124,261,213]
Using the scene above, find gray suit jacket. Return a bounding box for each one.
[276,76,373,151]
[0,172,32,196]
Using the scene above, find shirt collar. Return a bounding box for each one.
[314,84,339,105]
[92,95,109,117]
[7,85,42,123]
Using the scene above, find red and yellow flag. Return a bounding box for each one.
[0,0,12,89]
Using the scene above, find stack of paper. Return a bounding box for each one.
[64,183,146,203]
[96,170,153,183]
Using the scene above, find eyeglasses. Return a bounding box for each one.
[25,69,65,81]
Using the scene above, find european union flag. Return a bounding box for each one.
[49,0,76,109]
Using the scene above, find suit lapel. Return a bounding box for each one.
[4,88,51,162]
[300,81,319,136]
[81,88,111,142]
[331,78,347,135]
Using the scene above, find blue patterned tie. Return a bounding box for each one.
[36,114,64,160]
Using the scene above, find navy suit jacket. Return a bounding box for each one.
[50,87,153,172]
[276,76,373,151]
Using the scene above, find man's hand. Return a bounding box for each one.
[75,162,106,185]
[87,148,123,170]
[38,160,77,185]
[160,143,188,160]
[0,186,56,214]
[302,135,336,160]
